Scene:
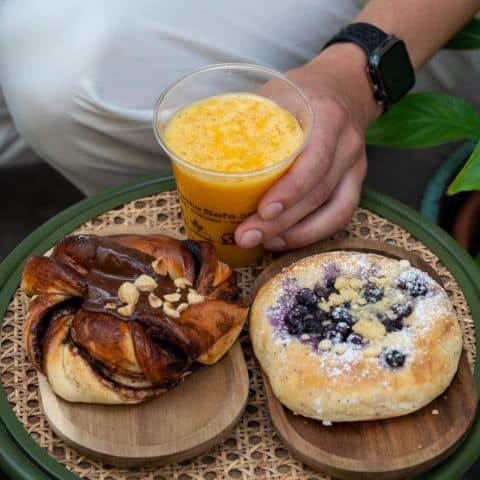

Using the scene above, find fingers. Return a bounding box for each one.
[263,156,366,250]
[235,123,365,248]
[256,97,347,220]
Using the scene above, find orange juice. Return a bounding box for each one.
[161,92,306,266]
[164,93,304,174]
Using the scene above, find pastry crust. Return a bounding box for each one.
[22,234,248,404]
[250,252,462,422]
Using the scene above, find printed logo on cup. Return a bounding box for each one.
[221,233,236,245]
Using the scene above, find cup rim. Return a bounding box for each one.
[152,62,314,178]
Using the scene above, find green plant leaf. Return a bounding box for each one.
[366,93,480,148]
[475,253,480,268]
[444,18,480,50]
[448,141,480,194]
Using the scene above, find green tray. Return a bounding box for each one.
[1,174,479,480]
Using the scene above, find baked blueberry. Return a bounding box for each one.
[383,318,403,333]
[322,320,336,332]
[288,304,309,322]
[347,332,363,345]
[314,309,328,323]
[286,320,301,335]
[314,277,338,301]
[377,313,403,332]
[286,305,308,334]
[286,312,324,335]
[384,349,406,368]
[329,305,353,324]
[326,277,337,289]
[314,286,333,301]
[335,321,351,337]
[325,330,343,343]
[398,273,427,297]
[391,303,413,319]
[301,313,322,333]
[363,282,384,303]
[314,287,329,301]
[296,288,317,307]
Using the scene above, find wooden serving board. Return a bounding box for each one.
[38,224,249,467]
[39,341,248,467]
[254,239,477,480]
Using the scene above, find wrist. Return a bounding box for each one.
[309,43,383,130]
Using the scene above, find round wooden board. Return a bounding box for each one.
[38,341,248,467]
[254,239,477,480]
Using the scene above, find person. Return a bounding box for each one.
[0,0,479,252]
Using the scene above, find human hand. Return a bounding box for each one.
[235,44,381,251]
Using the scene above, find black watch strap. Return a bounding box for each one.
[322,22,415,110]
[323,22,390,55]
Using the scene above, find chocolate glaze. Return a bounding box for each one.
[24,233,247,395]
[182,239,203,277]
[30,297,80,371]
[54,236,177,317]
[60,236,197,357]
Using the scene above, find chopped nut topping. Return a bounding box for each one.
[187,289,205,305]
[349,278,363,290]
[151,257,167,276]
[352,317,386,340]
[174,277,192,289]
[432,409,440,415]
[177,302,188,313]
[364,344,383,358]
[105,302,117,310]
[318,301,330,312]
[148,292,163,308]
[213,261,231,286]
[334,277,349,289]
[167,267,181,280]
[118,282,139,305]
[164,292,181,303]
[328,293,343,305]
[134,274,158,292]
[117,303,135,317]
[163,301,180,318]
[318,339,333,351]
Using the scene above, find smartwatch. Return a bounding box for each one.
[322,23,415,109]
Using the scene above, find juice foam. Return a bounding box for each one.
[164,93,304,173]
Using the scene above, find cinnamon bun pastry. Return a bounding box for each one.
[22,234,248,404]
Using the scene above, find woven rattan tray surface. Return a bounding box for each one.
[1,176,480,480]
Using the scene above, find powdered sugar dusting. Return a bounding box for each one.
[324,261,341,281]
[311,345,362,379]
[265,252,455,374]
[267,277,298,329]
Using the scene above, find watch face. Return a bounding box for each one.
[377,40,415,103]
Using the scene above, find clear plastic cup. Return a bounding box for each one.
[153,63,313,267]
